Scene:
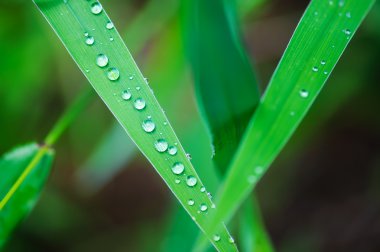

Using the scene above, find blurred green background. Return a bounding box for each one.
[1,0,380,251]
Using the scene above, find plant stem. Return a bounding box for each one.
[44,88,94,146]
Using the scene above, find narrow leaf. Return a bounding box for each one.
[33,0,236,250]
[208,0,375,236]
[0,143,54,248]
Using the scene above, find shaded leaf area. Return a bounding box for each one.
[182,0,260,173]
[0,143,54,248]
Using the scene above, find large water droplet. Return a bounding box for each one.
[106,21,114,30]
[121,90,132,100]
[186,176,197,187]
[91,3,103,15]
[154,139,168,152]
[142,119,155,133]
[85,36,94,45]
[213,235,221,242]
[107,68,120,81]
[96,54,108,67]
[168,146,177,156]
[299,89,309,98]
[172,162,184,175]
[134,98,146,110]
[200,204,208,212]
[188,199,195,206]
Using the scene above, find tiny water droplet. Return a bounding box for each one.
[338,0,344,7]
[96,54,108,67]
[163,121,168,126]
[175,179,181,184]
[213,235,221,242]
[200,186,206,193]
[186,176,197,187]
[107,67,120,81]
[299,89,309,98]
[229,237,235,243]
[110,37,114,42]
[91,2,103,15]
[85,36,94,45]
[328,0,333,6]
[84,32,89,37]
[324,71,329,75]
[346,12,351,18]
[321,60,326,65]
[154,139,168,152]
[312,66,318,72]
[200,204,208,212]
[172,162,185,175]
[186,153,192,160]
[211,203,216,209]
[255,166,264,174]
[314,11,318,16]
[129,75,134,80]
[344,29,351,35]
[121,90,132,100]
[136,86,141,91]
[168,146,177,156]
[248,175,257,184]
[290,111,295,116]
[134,98,146,110]
[207,192,212,199]
[106,21,114,30]
[188,199,195,206]
[142,119,155,133]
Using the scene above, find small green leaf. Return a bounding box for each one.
[0,143,54,248]
[207,0,375,237]
[33,0,236,250]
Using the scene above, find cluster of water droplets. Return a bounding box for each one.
[84,1,236,246]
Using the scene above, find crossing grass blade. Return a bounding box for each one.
[206,0,376,239]
[0,143,54,248]
[181,0,260,174]
[33,0,236,251]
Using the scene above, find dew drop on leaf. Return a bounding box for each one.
[134,98,146,110]
[168,146,177,156]
[142,119,155,133]
[96,54,108,67]
[229,237,235,243]
[188,199,195,206]
[91,3,103,15]
[172,162,185,175]
[85,36,94,45]
[299,89,309,98]
[200,204,208,212]
[320,60,326,65]
[154,139,168,152]
[213,234,221,242]
[186,176,197,187]
[200,186,206,193]
[121,90,132,100]
[312,66,318,72]
[106,21,114,30]
[107,67,120,81]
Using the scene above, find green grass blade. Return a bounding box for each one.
[181,0,260,173]
[0,143,54,248]
[208,0,375,237]
[33,1,236,251]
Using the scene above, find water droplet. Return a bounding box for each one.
[136,86,141,91]
[175,179,181,184]
[200,186,206,193]
[172,162,185,175]
[321,60,326,65]
[85,36,94,45]
[213,235,221,242]
[129,75,134,80]
[299,89,309,98]
[186,176,197,187]
[312,66,318,72]
[142,119,155,133]
[96,54,108,67]
[255,166,264,174]
[290,111,295,116]
[121,90,132,100]
[207,192,212,199]
[186,153,192,160]
[84,32,89,37]
[154,139,168,152]
[248,175,257,184]
[346,12,351,18]
[344,29,351,35]
[328,0,333,6]
[134,98,146,110]
[163,121,168,126]
[211,203,216,209]
[188,199,195,206]
[168,146,177,156]
[314,11,318,16]
[110,37,114,42]
[107,68,120,81]
[324,71,329,75]
[106,21,114,29]
[91,2,103,15]
[229,237,235,243]
[200,204,208,212]
[338,0,344,7]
